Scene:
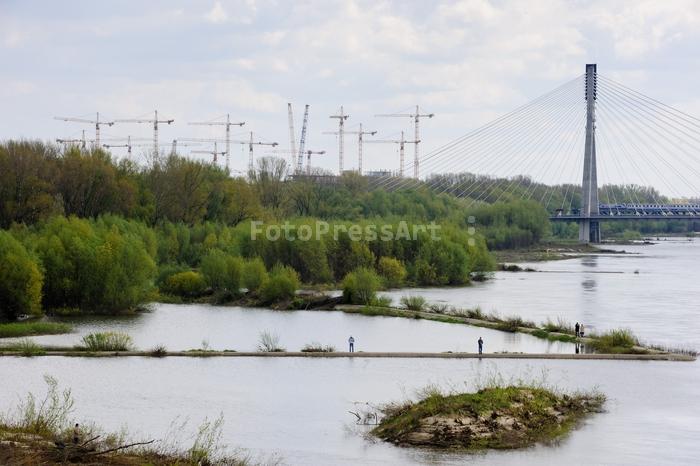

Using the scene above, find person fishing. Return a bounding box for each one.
[575,322,580,337]
[348,336,355,353]
[478,337,484,354]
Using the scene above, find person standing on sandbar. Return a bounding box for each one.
[348,336,355,353]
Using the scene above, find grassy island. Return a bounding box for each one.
[372,385,604,450]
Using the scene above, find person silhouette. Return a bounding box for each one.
[478,337,484,354]
[348,336,355,353]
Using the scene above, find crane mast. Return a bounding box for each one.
[375,105,434,178]
[297,104,310,174]
[188,114,245,170]
[53,112,114,148]
[288,103,297,168]
[329,106,349,174]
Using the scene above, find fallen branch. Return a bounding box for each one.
[87,439,155,456]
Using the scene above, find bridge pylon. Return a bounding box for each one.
[579,63,601,243]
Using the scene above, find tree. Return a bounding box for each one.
[242,257,268,292]
[260,264,300,303]
[200,249,242,293]
[342,267,382,305]
[0,231,44,319]
[377,256,407,288]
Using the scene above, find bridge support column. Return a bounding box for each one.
[579,219,601,243]
[580,64,600,243]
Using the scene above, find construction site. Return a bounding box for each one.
[53,104,435,180]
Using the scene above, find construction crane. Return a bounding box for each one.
[375,105,434,178]
[170,139,202,155]
[188,114,245,170]
[297,105,310,173]
[329,106,349,174]
[323,123,376,174]
[287,103,297,163]
[365,131,419,177]
[54,112,113,148]
[191,142,227,164]
[305,150,326,175]
[103,135,135,158]
[180,135,278,171]
[114,110,174,160]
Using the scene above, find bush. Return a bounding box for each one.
[162,271,207,298]
[342,267,382,305]
[259,264,300,303]
[200,249,242,293]
[257,330,284,352]
[80,332,134,351]
[301,342,336,352]
[371,295,393,307]
[377,257,407,288]
[590,328,639,352]
[11,338,46,357]
[400,295,427,311]
[0,231,44,320]
[242,257,268,292]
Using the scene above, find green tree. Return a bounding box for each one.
[377,256,407,288]
[242,257,268,292]
[342,267,382,305]
[260,263,300,303]
[0,231,44,319]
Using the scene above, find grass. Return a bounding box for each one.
[588,329,643,353]
[257,331,285,352]
[530,329,578,343]
[372,384,605,450]
[0,321,72,338]
[149,344,168,357]
[80,332,134,351]
[1,338,47,356]
[0,377,272,465]
[300,342,336,352]
[495,316,536,333]
[400,295,427,311]
[542,317,575,335]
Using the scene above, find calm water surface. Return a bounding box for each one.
[1,238,698,465]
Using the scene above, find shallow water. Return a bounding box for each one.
[14,305,572,354]
[1,238,698,465]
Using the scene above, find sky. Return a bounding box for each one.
[2,0,700,194]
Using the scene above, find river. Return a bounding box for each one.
[0,238,698,465]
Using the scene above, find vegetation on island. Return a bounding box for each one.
[371,384,605,450]
[0,376,271,465]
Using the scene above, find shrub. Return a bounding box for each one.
[257,331,284,352]
[11,338,46,357]
[495,316,536,332]
[200,249,242,293]
[428,303,449,314]
[377,257,407,288]
[542,317,575,335]
[371,295,393,307]
[590,328,639,352]
[259,264,300,303]
[80,332,134,351]
[342,267,382,305]
[400,295,427,311]
[149,344,167,357]
[0,231,44,320]
[301,342,336,352]
[242,257,268,292]
[162,271,207,297]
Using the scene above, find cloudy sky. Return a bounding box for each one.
[2,0,700,191]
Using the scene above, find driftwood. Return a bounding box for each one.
[87,439,156,456]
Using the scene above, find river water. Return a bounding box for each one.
[0,238,698,465]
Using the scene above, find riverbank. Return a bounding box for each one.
[493,241,632,263]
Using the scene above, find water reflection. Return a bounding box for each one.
[581,278,597,291]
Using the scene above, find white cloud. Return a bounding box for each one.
[205,1,229,23]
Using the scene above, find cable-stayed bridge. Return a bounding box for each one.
[371,64,700,243]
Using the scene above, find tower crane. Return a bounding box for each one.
[288,103,297,163]
[180,134,278,172]
[188,114,245,170]
[304,150,326,175]
[297,105,310,173]
[191,142,227,164]
[323,123,376,174]
[329,106,349,174]
[375,105,434,178]
[114,110,174,161]
[53,112,113,148]
[170,139,202,155]
[365,131,419,177]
